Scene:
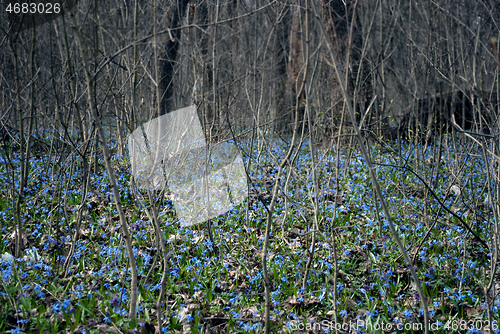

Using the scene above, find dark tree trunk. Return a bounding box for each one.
[288,2,306,133]
[324,0,372,125]
[274,5,291,133]
[159,0,190,116]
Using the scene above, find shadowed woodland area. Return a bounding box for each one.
[1,0,500,333]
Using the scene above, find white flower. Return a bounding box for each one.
[450,185,461,196]
[1,252,14,263]
[23,248,44,264]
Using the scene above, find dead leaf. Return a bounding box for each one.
[193,291,205,301]
[97,324,118,333]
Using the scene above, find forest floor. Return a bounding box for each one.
[1,136,499,333]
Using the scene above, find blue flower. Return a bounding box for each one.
[367,310,378,319]
[402,309,412,319]
[110,294,121,307]
[52,302,62,314]
[230,311,241,319]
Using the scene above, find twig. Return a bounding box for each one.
[373,161,490,252]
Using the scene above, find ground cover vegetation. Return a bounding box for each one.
[1,133,499,333]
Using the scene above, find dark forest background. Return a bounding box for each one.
[2,0,499,148]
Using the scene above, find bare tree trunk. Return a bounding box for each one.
[12,24,36,258]
[288,2,306,133]
[311,1,430,332]
[73,13,139,318]
[273,4,291,133]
